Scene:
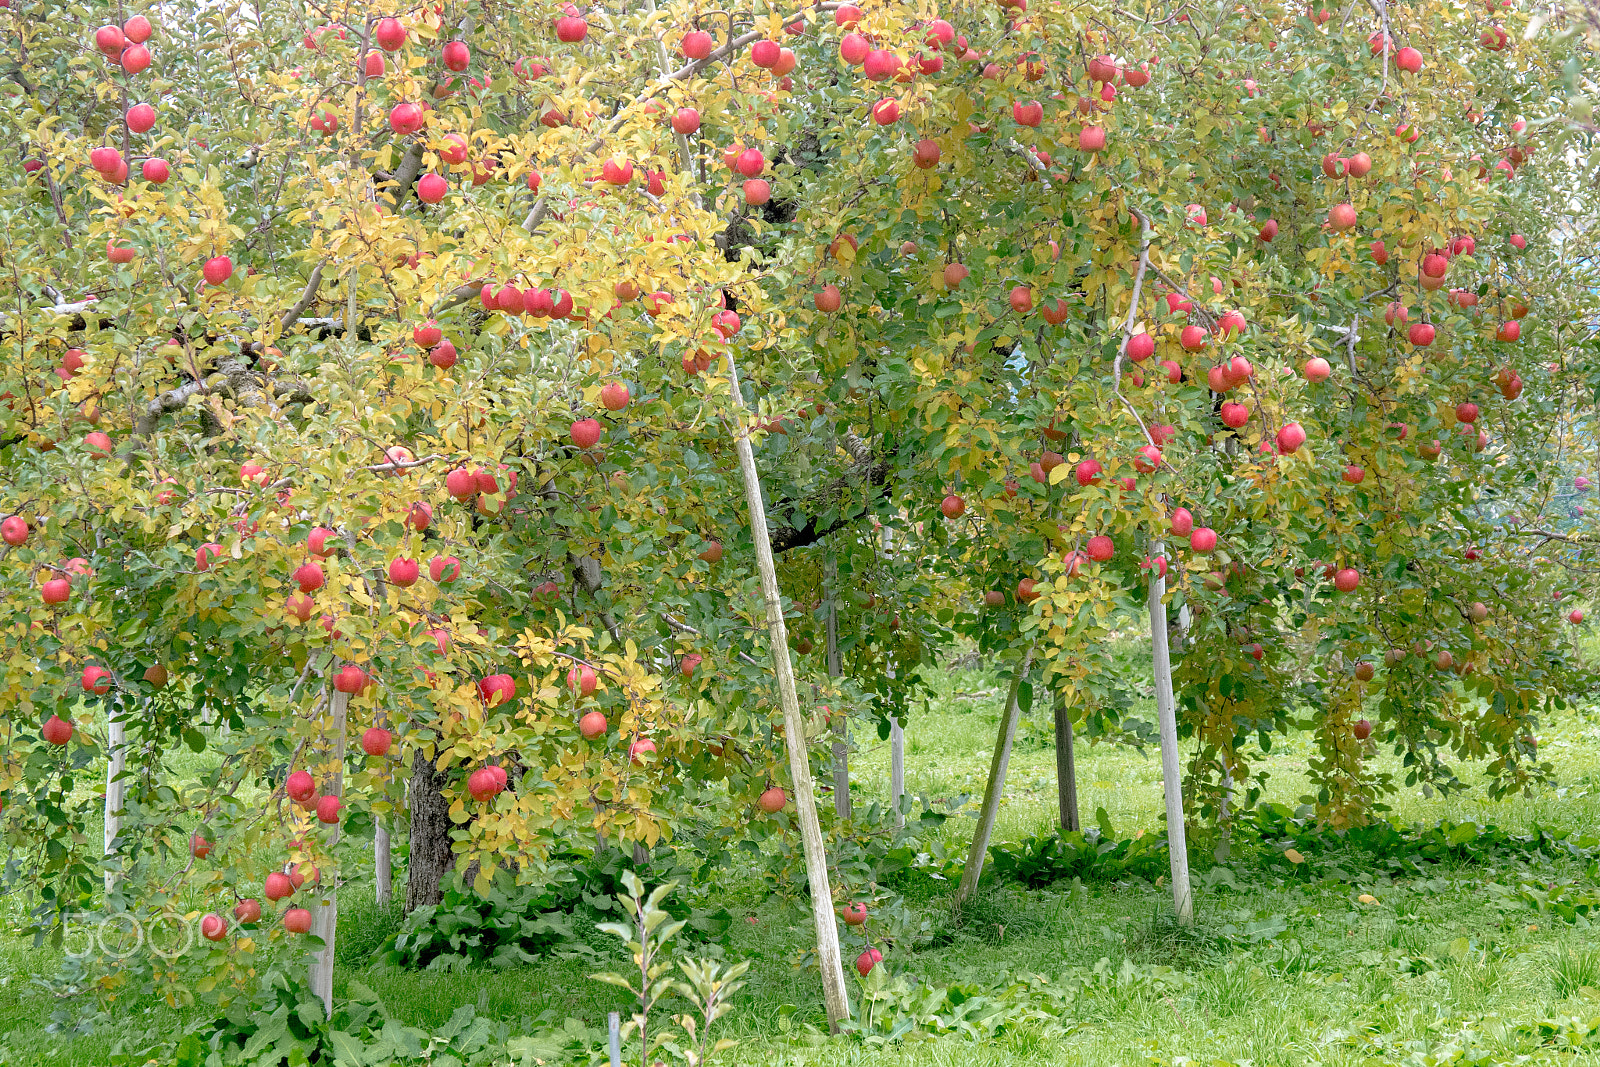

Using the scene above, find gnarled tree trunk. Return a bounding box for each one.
[406,751,454,911]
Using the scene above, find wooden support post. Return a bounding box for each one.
[103,698,126,894]
[889,719,905,828]
[308,682,348,1017]
[725,354,851,1030]
[374,818,391,906]
[1148,548,1193,924]
[952,646,1035,909]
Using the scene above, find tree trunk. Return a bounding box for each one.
[308,684,348,1018]
[1053,691,1080,833]
[726,353,852,1031]
[952,645,1035,910]
[1148,547,1194,924]
[824,552,849,820]
[406,749,454,911]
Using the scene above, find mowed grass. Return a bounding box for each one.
[4,629,1600,1066]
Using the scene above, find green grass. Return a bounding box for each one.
[5,636,1600,1065]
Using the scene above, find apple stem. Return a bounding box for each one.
[724,349,852,1030]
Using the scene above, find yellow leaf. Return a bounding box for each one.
[1284,848,1305,864]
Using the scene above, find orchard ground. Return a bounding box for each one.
[5,631,1600,1066]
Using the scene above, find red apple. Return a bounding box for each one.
[293,562,325,594]
[570,418,602,449]
[940,494,965,519]
[315,795,342,823]
[81,665,112,694]
[1012,101,1043,126]
[600,381,630,411]
[554,14,587,41]
[856,948,883,976]
[1190,527,1218,553]
[630,737,657,764]
[477,674,517,706]
[682,29,712,59]
[283,908,313,934]
[286,770,316,802]
[375,16,406,50]
[580,711,608,738]
[332,665,369,694]
[201,913,227,941]
[429,555,461,583]
[202,256,233,286]
[468,766,505,801]
[385,557,418,587]
[1,516,28,545]
[265,871,294,901]
[1334,567,1360,592]
[361,727,392,756]
[41,714,72,744]
[567,665,598,697]
[758,786,787,812]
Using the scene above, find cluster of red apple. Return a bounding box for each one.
[79,15,176,206]
[191,750,393,937]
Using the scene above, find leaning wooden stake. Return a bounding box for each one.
[308,680,348,1016]
[1147,550,1194,924]
[725,354,851,1030]
[952,644,1036,910]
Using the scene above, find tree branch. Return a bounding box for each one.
[768,436,895,554]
